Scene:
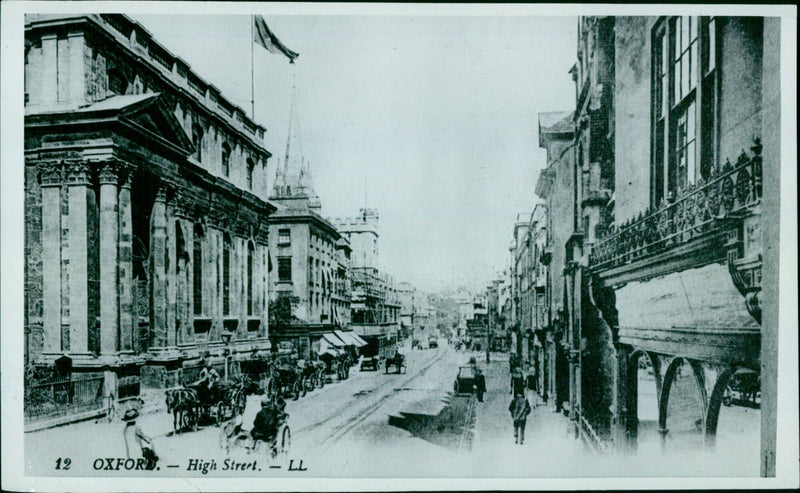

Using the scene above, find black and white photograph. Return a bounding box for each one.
[1,2,797,491]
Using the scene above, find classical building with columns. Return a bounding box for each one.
[24,14,276,387]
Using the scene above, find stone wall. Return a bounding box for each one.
[614,16,657,224]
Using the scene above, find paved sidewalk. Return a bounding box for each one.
[466,352,585,477]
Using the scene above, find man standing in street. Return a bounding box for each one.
[474,367,486,403]
[508,393,532,444]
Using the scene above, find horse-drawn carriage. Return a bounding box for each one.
[165,376,248,434]
[384,353,406,374]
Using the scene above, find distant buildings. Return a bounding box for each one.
[332,209,401,358]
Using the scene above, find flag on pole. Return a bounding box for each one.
[253,15,299,64]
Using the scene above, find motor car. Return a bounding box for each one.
[453,366,477,394]
[360,356,380,371]
[428,337,438,349]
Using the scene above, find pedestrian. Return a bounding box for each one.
[508,393,532,445]
[122,409,158,470]
[510,368,525,397]
[474,368,486,403]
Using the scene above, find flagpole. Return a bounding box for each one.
[250,14,255,119]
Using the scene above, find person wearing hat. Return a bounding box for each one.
[475,367,487,403]
[122,409,158,470]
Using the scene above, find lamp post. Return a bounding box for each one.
[221,332,233,381]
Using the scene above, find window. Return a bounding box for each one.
[652,16,719,205]
[221,143,231,177]
[246,158,255,190]
[223,233,231,315]
[278,229,291,245]
[247,242,254,316]
[192,124,204,162]
[277,257,292,283]
[193,224,204,315]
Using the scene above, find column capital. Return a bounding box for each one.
[174,191,195,219]
[65,160,90,185]
[37,161,64,187]
[154,184,168,203]
[98,160,122,185]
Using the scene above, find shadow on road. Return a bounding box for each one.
[387,392,474,450]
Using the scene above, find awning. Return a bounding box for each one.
[348,332,368,347]
[322,332,347,347]
[334,330,365,347]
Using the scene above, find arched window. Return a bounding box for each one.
[192,124,204,162]
[221,143,231,177]
[247,241,255,316]
[223,233,231,315]
[246,158,255,190]
[193,224,204,315]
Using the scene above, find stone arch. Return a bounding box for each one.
[658,356,683,435]
[704,365,735,446]
[658,356,709,441]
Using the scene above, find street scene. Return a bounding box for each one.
[15,8,784,482]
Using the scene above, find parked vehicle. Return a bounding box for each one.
[428,337,438,349]
[453,366,478,395]
[384,353,406,374]
[360,356,380,371]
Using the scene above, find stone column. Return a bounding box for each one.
[150,186,167,348]
[166,201,177,347]
[40,163,62,353]
[118,170,134,352]
[98,162,120,355]
[66,161,90,353]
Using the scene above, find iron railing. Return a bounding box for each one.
[590,140,762,271]
[25,373,105,421]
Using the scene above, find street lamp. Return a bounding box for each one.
[221,332,233,381]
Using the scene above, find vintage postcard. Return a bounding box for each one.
[1,2,797,491]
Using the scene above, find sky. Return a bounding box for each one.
[132,13,578,293]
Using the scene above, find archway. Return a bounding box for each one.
[628,350,661,448]
[658,357,707,448]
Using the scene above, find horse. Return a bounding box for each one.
[165,387,199,434]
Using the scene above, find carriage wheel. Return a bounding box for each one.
[236,390,246,415]
[307,374,315,392]
[292,380,300,401]
[300,377,308,398]
[318,370,326,388]
[281,426,291,456]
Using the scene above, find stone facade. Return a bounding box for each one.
[24,14,276,383]
[579,16,773,455]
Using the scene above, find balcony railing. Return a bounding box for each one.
[589,140,762,271]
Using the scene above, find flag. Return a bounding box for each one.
[253,15,299,64]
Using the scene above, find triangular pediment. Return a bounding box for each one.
[119,93,194,156]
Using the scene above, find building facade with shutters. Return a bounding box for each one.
[24,14,276,389]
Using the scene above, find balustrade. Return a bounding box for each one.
[589,139,762,271]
